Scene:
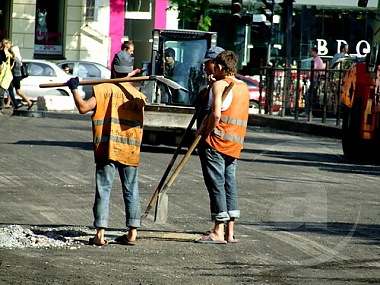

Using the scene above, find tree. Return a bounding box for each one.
[168,0,211,31]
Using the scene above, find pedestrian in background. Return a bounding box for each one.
[196,50,250,244]
[0,38,15,110]
[9,45,34,110]
[111,40,141,79]
[331,43,349,68]
[62,64,71,74]
[299,46,324,118]
[66,69,146,246]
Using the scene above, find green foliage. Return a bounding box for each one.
[168,0,211,31]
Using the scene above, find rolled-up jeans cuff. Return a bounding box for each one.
[127,219,141,228]
[228,210,240,219]
[212,212,229,221]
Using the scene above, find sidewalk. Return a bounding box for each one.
[249,113,342,139]
[7,109,343,139]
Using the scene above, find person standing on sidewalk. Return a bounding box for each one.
[66,70,146,246]
[0,38,15,110]
[196,50,250,244]
[300,46,324,118]
[9,45,34,110]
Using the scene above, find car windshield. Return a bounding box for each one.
[79,63,101,78]
[162,39,208,105]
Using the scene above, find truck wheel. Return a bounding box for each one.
[341,103,361,159]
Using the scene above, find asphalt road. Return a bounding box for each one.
[0,113,380,285]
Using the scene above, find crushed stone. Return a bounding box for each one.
[0,225,89,249]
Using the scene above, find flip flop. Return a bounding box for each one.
[195,235,227,244]
[115,234,136,245]
[88,237,108,246]
[27,102,34,110]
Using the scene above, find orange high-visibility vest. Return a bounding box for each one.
[92,82,146,166]
[205,77,249,159]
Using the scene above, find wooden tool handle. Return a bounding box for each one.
[39,75,154,88]
[163,82,235,189]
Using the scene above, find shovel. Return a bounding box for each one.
[39,75,188,92]
[140,91,205,220]
[154,82,234,224]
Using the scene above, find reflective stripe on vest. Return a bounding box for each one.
[93,117,141,128]
[93,134,141,146]
[219,115,247,127]
[213,128,245,144]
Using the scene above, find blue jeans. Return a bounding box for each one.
[7,83,19,107]
[93,161,141,229]
[198,140,240,221]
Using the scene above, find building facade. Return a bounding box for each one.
[1,0,378,74]
[2,0,169,69]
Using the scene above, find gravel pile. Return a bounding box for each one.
[0,225,88,249]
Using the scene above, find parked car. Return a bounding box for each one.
[20,59,86,111]
[56,60,111,99]
[236,74,266,114]
[236,74,281,114]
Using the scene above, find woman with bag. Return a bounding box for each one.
[0,38,19,109]
[9,45,33,110]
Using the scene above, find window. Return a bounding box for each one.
[86,0,99,21]
[80,63,101,78]
[126,0,152,20]
[34,0,64,58]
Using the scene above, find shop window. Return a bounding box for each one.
[126,0,152,20]
[34,0,64,59]
[0,1,11,41]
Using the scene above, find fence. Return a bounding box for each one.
[258,59,351,125]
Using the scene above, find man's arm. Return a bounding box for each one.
[67,77,96,114]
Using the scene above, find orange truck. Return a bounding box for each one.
[340,0,380,159]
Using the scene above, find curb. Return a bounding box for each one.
[248,114,342,139]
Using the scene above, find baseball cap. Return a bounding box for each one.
[164,47,175,59]
[113,50,133,74]
[199,46,225,63]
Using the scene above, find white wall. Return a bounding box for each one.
[65,0,110,66]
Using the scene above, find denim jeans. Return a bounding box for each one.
[7,83,19,108]
[198,140,240,221]
[93,161,141,229]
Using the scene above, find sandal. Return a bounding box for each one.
[88,237,107,246]
[115,234,136,245]
[14,103,23,109]
[27,102,34,110]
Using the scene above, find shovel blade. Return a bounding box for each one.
[154,191,169,224]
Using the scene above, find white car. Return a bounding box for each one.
[56,60,111,99]
[20,59,86,111]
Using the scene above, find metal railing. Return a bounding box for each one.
[258,60,349,126]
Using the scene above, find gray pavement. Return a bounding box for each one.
[2,109,373,285]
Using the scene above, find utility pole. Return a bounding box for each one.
[280,0,294,116]
[261,0,274,64]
